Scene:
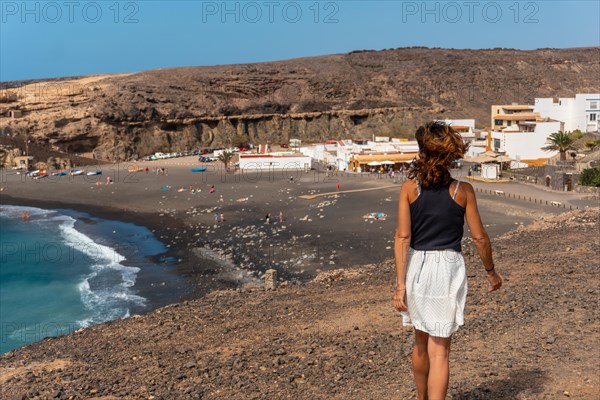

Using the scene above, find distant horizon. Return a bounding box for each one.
[2,44,599,84]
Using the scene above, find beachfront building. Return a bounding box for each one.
[238,153,311,171]
[347,152,416,173]
[533,93,600,133]
[300,138,419,172]
[345,139,419,172]
[491,120,562,166]
[491,104,539,131]
[339,138,419,172]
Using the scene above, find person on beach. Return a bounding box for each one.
[265,213,270,224]
[393,121,502,400]
[279,210,283,223]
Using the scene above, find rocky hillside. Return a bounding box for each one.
[0,208,598,399]
[1,47,598,161]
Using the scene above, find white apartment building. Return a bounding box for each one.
[534,93,600,133]
[491,121,562,163]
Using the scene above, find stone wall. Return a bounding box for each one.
[506,163,581,191]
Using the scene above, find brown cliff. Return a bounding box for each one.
[1,47,598,161]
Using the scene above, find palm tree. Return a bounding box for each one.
[585,139,600,151]
[217,151,234,171]
[542,131,576,161]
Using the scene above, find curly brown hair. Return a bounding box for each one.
[408,121,469,188]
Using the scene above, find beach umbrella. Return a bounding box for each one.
[367,161,382,166]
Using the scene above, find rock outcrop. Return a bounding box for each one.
[1,47,599,161]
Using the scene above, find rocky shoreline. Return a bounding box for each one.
[1,208,598,399]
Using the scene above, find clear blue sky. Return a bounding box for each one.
[1,0,599,81]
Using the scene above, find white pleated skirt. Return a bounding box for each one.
[400,248,467,338]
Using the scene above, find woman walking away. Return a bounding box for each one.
[393,121,502,400]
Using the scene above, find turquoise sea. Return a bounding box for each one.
[0,205,172,354]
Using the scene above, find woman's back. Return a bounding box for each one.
[409,179,465,252]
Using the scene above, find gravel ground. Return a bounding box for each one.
[0,208,598,400]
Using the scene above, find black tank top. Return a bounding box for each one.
[409,180,465,252]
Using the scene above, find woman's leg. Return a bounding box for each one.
[412,329,430,400]
[427,335,452,400]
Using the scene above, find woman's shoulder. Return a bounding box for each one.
[401,178,419,191]
[455,179,474,193]
[401,178,420,202]
[453,180,476,204]
[404,177,418,185]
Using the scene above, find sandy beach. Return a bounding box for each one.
[1,156,597,305]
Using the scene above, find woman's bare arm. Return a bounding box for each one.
[463,182,502,292]
[393,181,413,311]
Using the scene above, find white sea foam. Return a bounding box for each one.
[58,218,147,327]
[59,218,125,264]
[0,205,60,220]
[1,205,147,329]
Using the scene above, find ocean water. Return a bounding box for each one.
[0,205,170,354]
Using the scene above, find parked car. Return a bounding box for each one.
[280,144,289,148]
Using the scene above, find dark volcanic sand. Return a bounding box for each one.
[1,159,596,306]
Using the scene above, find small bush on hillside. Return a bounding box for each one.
[579,166,600,187]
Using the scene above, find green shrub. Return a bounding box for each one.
[579,166,600,187]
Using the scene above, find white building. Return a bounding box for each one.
[491,121,562,164]
[534,93,600,133]
[238,153,311,171]
[300,139,419,171]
